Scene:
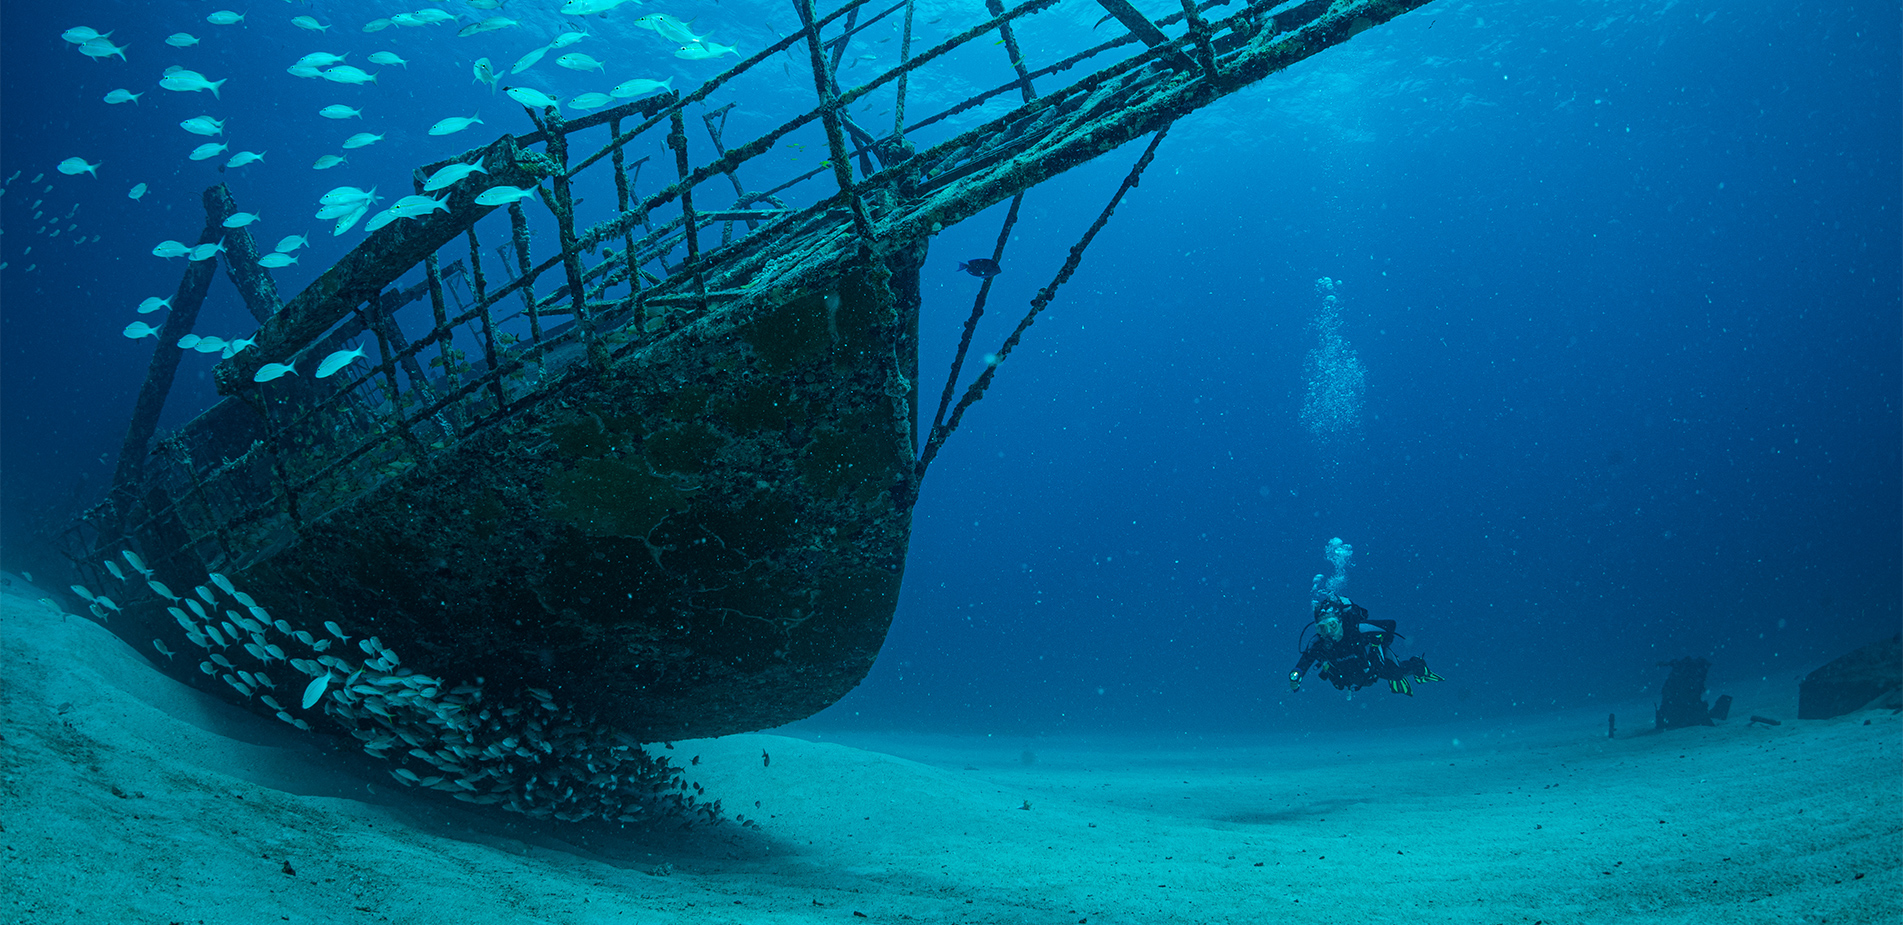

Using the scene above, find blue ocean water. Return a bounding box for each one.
[1,0,1896,743]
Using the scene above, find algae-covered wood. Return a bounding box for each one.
[192,256,922,741]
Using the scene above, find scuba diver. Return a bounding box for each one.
[1288,592,1443,695]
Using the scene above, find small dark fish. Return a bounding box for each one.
[762,748,771,768]
[957,258,1001,278]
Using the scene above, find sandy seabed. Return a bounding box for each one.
[1,585,1896,925]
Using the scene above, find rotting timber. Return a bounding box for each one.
[60,0,1434,755]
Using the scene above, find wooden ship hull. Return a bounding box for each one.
[51,0,1433,822]
[193,256,922,743]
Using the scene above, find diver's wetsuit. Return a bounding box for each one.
[1291,597,1430,692]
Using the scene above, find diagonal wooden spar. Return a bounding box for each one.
[1093,0,1173,48]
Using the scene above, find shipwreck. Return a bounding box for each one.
[54,0,1433,824]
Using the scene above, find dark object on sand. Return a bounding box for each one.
[1655,657,1730,730]
[1709,694,1733,720]
[1608,713,1616,739]
[957,258,1002,278]
[1798,634,1903,720]
[1749,715,1782,727]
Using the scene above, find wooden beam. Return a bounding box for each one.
[109,186,233,511]
[1094,0,1170,47]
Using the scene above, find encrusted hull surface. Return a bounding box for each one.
[119,258,920,742]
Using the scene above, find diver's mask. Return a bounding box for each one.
[1315,614,1343,643]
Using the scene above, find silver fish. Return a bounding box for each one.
[422,162,489,191]
[636,13,709,45]
[388,194,449,217]
[555,53,604,72]
[253,362,297,382]
[675,41,739,60]
[562,0,636,14]
[61,26,111,44]
[510,45,549,74]
[504,86,559,109]
[303,673,331,709]
[428,113,483,136]
[611,76,673,98]
[321,65,377,85]
[474,185,539,206]
[364,208,403,233]
[159,72,227,98]
[77,38,128,61]
[457,17,518,37]
[315,345,368,378]
[179,115,224,136]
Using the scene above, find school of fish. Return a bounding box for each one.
[24,1,742,374]
[58,557,727,827]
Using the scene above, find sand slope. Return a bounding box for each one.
[1,585,1896,924]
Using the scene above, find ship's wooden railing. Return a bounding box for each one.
[60,0,1433,581]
